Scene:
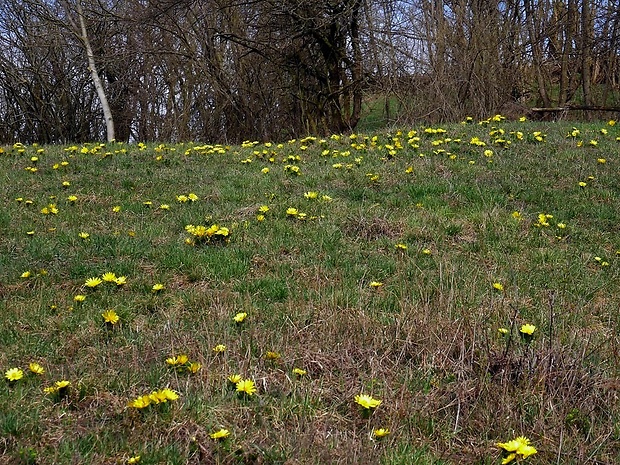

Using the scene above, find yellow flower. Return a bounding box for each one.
[21,271,32,278]
[286,207,299,216]
[520,324,536,335]
[102,272,117,282]
[210,428,231,440]
[492,282,504,291]
[188,193,199,201]
[258,205,270,213]
[304,191,318,199]
[148,391,167,404]
[115,276,127,286]
[188,362,202,373]
[128,395,151,409]
[102,309,120,325]
[213,344,226,353]
[127,456,141,464]
[236,379,257,396]
[233,312,247,323]
[152,283,165,292]
[176,195,188,202]
[157,388,179,401]
[5,368,24,381]
[166,354,189,366]
[112,205,122,212]
[394,243,407,250]
[373,428,390,439]
[292,367,307,377]
[369,281,383,288]
[67,195,78,202]
[158,204,170,210]
[518,444,538,458]
[78,232,90,239]
[579,181,587,187]
[73,294,86,302]
[45,380,71,394]
[422,248,432,255]
[355,394,382,409]
[29,362,45,375]
[85,277,103,288]
[497,436,537,463]
[228,374,242,384]
[498,328,509,336]
[265,351,280,360]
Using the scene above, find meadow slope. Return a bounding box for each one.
[1,118,620,464]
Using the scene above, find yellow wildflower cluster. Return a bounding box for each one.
[497,436,537,463]
[43,380,71,395]
[165,354,201,374]
[185,224,230,245]
[128,388,180,409]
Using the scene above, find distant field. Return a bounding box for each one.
[1,118,620,464]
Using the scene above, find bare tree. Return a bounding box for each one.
[59,0,115,141]
[2,0,620,143]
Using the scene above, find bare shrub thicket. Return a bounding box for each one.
[1,0,619,143]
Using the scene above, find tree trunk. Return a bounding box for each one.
[74,0,115,141]
[581,0,592,113]
[525,0,551,108]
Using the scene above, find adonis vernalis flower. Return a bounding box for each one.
[236,379,257,396]
[355,394,382,410]
[210,428,231,440]
[188,362,201,373]
[166,354,189,366]
[496,436,537,463]
[102,272,117,282]
[28,362,45,375]
[233,312,247,323]
[520,324,536,335]
[373,428,390,439]
[85,277,102,288]
[5,368,24,381]
[102,309,120,325]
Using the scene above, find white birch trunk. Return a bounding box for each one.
[75,0,115,142]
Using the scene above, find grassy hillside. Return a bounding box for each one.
[1,117,620,464]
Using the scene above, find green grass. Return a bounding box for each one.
[1,119,620,464]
